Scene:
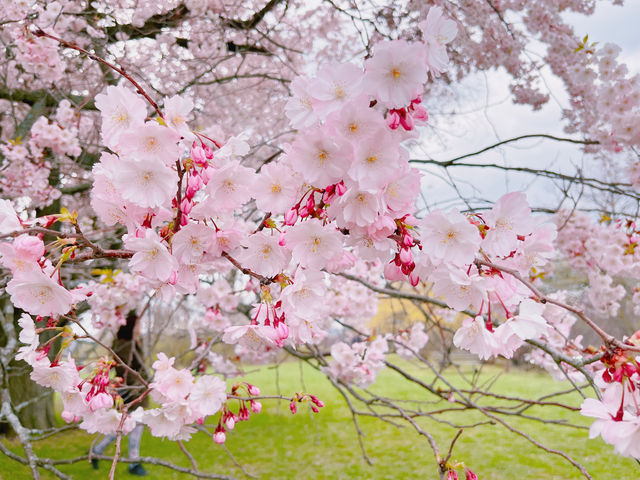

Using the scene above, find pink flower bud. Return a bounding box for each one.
[61,410,76,423]
[225,416,236,430]
[284,209,298,226]
[322,190,335,204]
[186,178,203,198]
[446,471,458,480]
[247,384,261,396]
[290,401,297,414]
[335,182,347,196]
[191,144,206,164]
[386,110,401,129]
[305,195,316,211]
[180,197,193,215]
[402,233,414,247]
[412,104,428,122]
[384,262,405,281]
[213,431,226,444]
[311,404,319,413]
[466,470,478,480]
[200,166,213,185]
[399,247,413,265]
[409,272,420,287]
[239,406,250,421]
[276,322,289,341]
[250,400,262,413]
[399,111,414,130]
[203,144,214,159]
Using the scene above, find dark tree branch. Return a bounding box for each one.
[412,134,599,167]
[222,0,285,30]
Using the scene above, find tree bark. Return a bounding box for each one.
[0,303,57,434]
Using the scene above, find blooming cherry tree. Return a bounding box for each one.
[2,1,640,480]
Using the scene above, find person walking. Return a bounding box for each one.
[90,311,149,476]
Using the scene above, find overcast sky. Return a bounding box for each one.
[414,2,640,215]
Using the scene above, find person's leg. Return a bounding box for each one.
[127,424,147,476]
[93,433,117,454]
[90,434,116,469]
[128,423,143,460]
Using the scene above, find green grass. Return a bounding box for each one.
[1,359,636,479]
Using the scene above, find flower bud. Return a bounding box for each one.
[247,384,261,396]
[61,410,76,423]
[384,262,405,281]
[180,197,193,215]
[305,194,316,210]
[250,400,262,413]
[399,111,414,130]
[402,232,414,247]
[290,401,297,414]
[399,247,413,265]
[213,431,226,444]
[412,104,428,122]
[284,209,298,226]
[225,416,236,430]
[191,144,205,164]
[386,110,401,130]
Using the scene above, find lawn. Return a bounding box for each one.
[0,358,636,479]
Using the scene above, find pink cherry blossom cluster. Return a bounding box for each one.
[85,271,151,330]
[555,210,640,316]
[397,192,558,360]
[142,353,227,441]
[14,313,139,436]
[581,335,640,458]
[324,337,388,389]
[12,29,64,83]
[393,323,430,361]
[0,141,60,208]
[1,5,570,443]
[0,99,81,208]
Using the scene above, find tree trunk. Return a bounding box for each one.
[0,301,57,434]
[6,360,56,430]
